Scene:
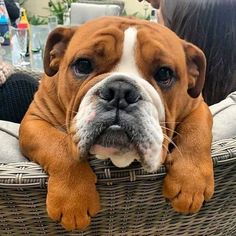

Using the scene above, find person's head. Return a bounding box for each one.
[160,0,236,105]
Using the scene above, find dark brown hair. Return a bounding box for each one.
[161,0,236,105]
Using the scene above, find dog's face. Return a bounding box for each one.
[44,17,206,172]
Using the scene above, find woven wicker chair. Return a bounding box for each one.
[0,69,236,235]
[0,138,236,235]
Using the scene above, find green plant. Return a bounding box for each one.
[132,11,150,20]
[48,0,77,24]
[48,0,64,24]
[122,9,150,20]
[28,15,48,25]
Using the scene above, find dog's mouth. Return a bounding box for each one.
[91,125,130,150]
[89,124,139,168]
[76,109,164,171]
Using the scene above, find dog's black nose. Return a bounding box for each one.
[99,80,141,109]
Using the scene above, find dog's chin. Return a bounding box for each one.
[89,125,139,168]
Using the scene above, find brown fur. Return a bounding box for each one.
[19,17,214,230]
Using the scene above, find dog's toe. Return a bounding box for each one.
[204,182,214,201]
[88,191,101,217]
[46,198,62,221]
[163,175,181,200]
[171,192,193,213]
[61,212,77,231]
[75,214,91,230]
[189,193,204,213]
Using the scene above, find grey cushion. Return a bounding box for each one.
[0,120,28,163]
[210,91,236,141]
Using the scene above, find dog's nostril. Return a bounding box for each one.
[99,87,115,101]
[125,90,141,104]
[99,80,141,109]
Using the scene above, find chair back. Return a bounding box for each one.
[70,2,121,25]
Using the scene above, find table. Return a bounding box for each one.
[1,24,51,72]
[1,45,44,73]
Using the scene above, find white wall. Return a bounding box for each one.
[23,0,152,17]
[23,0,49,17]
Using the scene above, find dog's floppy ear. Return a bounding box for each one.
[44,27,76,77]
[182,41,206,98]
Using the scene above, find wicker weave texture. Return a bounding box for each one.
[12,67,43,81]
[0,137,235,235]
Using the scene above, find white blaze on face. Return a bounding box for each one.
[74,27,166,172]
[114,27,141,77]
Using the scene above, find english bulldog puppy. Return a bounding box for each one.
[19,16,214,230]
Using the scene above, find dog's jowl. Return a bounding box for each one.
[19,16,214,230]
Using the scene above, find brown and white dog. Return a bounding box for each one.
[19,17,214,230]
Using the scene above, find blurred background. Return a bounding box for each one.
[21,0,153,24]
[0,0,155,70]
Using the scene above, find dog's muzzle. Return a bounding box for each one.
[74,73,165,172]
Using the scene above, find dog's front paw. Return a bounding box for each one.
[46,173,100,231]
[163,154,214,213]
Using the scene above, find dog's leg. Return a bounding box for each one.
[163,102,214,213]
[19,118,100,230]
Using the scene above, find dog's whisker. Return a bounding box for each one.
[62,132,73,141]
[163,134,183,158]
[160,121,181,125]
[66,108,78,114]
[162,143,170,155]
[54,123,67,130]
[130,134,135,143]
[161,126,181,137]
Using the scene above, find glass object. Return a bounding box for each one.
[38,26,49,59]
[48,15,58,32]
[31,31,41,53]
[11,27,30,66]
[18,8,30,55]
[30,25,49,57]
[63,3,70,25]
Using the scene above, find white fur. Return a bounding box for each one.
[114,27,141,77]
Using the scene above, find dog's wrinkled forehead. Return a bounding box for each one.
[66,17,185,74]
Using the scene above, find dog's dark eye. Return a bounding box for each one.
[73,58,93,77]
[154,67,175,87]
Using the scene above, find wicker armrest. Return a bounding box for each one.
[0,137,235,235]
[12,66,43,81]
